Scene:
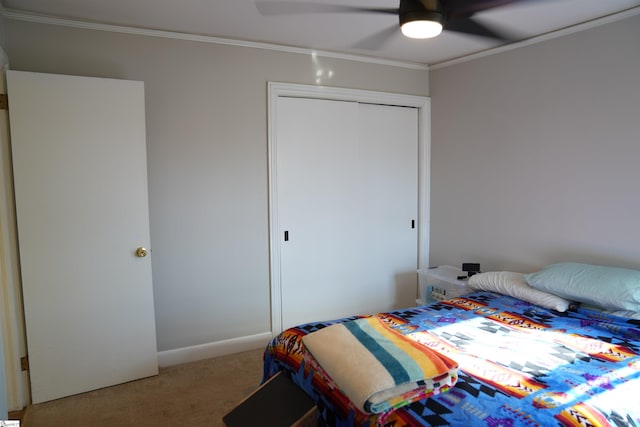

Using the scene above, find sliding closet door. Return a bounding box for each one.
[357,102,419,310]
[277,97,418,330]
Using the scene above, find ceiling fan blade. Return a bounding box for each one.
[443,0,531,19]
[255,1,398,16]
[352,25,399,51]
[444,17,514,41]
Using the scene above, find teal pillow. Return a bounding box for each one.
[524,262,640,311]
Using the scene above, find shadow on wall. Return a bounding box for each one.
[395,271,419,309]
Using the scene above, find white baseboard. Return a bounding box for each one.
[157,332,273,367]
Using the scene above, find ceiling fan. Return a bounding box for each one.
[255,0,527,47]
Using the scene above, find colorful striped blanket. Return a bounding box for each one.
[301,316,459,416]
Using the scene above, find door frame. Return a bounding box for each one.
[267,82,431,334]
[0,58,31,411]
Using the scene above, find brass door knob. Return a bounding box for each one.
[135,247,148,258]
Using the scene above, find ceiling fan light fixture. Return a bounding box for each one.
[398,1,444,39]
[401,19,443,39]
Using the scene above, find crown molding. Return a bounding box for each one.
[5,4,638,72]
[430,5,640,70]
[2,9,429,71]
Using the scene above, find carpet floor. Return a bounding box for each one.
[22,348,265,427]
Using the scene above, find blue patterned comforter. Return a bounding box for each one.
[263,292,640,426]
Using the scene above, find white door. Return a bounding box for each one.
[7,70,158,404]
[277,97,418,330]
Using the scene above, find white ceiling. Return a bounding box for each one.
[3,0,640,66]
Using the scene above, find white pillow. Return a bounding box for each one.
[525,262,640,312]
[468,271,571,312]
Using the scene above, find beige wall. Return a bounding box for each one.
[0,11,6,51]
[4,19,429,353]
[429,14,640,273]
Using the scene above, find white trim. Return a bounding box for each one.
[5,5,639,72]
[417,100,431,272]
[2,9,428,71]
[267,82,430,107]
[431,6,640,70]
[267,82,430,334]
[157,332,272,368]
[266,86,283,334]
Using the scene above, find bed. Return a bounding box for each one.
[262,263,640,426]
